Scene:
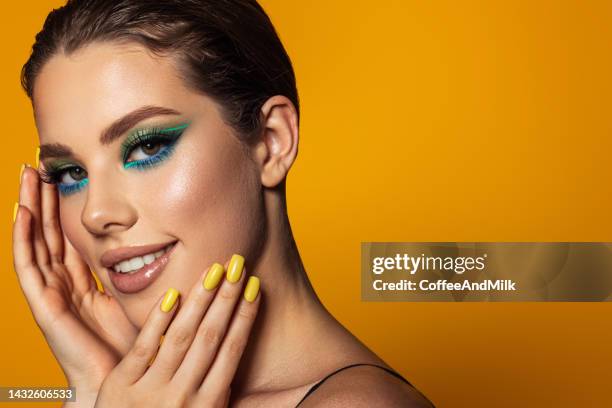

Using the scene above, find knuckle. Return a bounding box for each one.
[237,304,257,320]
[164,391,187,408]
[195,385,229,408]
[227,338,247,357]
[42,217,59,231]
[217,287,236,301]
[190,290,209,309]
[200,326,223,347]
[168,327,193,348]
[131,342,151,359]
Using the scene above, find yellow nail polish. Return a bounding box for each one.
[226,254,245,283]
[161,288,179,312]
[13,203,19,223]
[244,276,260,302]
[203,263,225,290]
[35,147,40,168]
[19,164,26,179]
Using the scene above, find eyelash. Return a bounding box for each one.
[39,126,186,196]
[122,132,178,170]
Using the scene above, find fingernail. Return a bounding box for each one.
[226,254,245,283]
[19,164,27,179]
[203,263,225,290]
[13,203,19,223]
[160,288,179,312]
[35,147,40,168]
[244,276,260,302]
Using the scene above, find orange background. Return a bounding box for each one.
[1,1,611,407]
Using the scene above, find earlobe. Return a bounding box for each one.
[255,95,299,188]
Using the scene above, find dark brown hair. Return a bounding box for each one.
[21,0,299,143]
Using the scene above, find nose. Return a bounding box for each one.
[81,175,137,236]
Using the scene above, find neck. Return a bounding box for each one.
[231,190,345,393]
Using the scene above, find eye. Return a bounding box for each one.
[126,139,165,163]
[42,165,89,196]
[121,123,189,170]
[60,166,88,184]
[125,138,171,164]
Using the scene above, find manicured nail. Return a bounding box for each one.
[13,203,19,223]
[35,147,40,168]
[19,164,27,179]
[244,276,260,302]
[161,288,179,312]
[226,254,245,283]
[203,263,225,290]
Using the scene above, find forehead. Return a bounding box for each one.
[33,41,196,144]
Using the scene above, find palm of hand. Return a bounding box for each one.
[35,257,139,387]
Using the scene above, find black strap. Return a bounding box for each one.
[294,363,413,407]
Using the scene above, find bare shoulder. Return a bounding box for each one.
[298,365,434,408]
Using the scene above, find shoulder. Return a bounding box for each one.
[298,364,434,408]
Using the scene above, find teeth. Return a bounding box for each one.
[112,245,171,274]
[119,260,131,272]
[130,257,145,270]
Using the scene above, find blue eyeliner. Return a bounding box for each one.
[58,177,89,196]
[121,122,189,170]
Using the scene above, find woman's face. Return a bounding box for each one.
[33,41,265,327]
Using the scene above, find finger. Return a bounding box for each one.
[147,262,227,381]
[188,386,231,408]
[170,255,248,389]
[19,166,51,268]
[12,205,45,297]
[39,161,64,264]
[88,292,140,357]
[113,288,180,384]
[63,234,96,297]
[224,387,231,407]
[198,276,261,396]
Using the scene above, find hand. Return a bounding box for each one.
[12,165,140,403]
[94,255,261,408]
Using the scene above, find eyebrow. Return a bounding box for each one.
[38,105,181,161]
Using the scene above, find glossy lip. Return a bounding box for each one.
[107,242,178,294]
[100,240,177,269]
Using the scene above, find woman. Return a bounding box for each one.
[13,0,434,406]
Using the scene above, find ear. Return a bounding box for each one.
[252,95,299,188]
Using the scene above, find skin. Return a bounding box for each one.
[15,41,433,406]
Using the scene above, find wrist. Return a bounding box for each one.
[62,382,99,408]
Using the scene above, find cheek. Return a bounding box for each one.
[138,132,263,256]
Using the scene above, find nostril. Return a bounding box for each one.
[81,203,137,236]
